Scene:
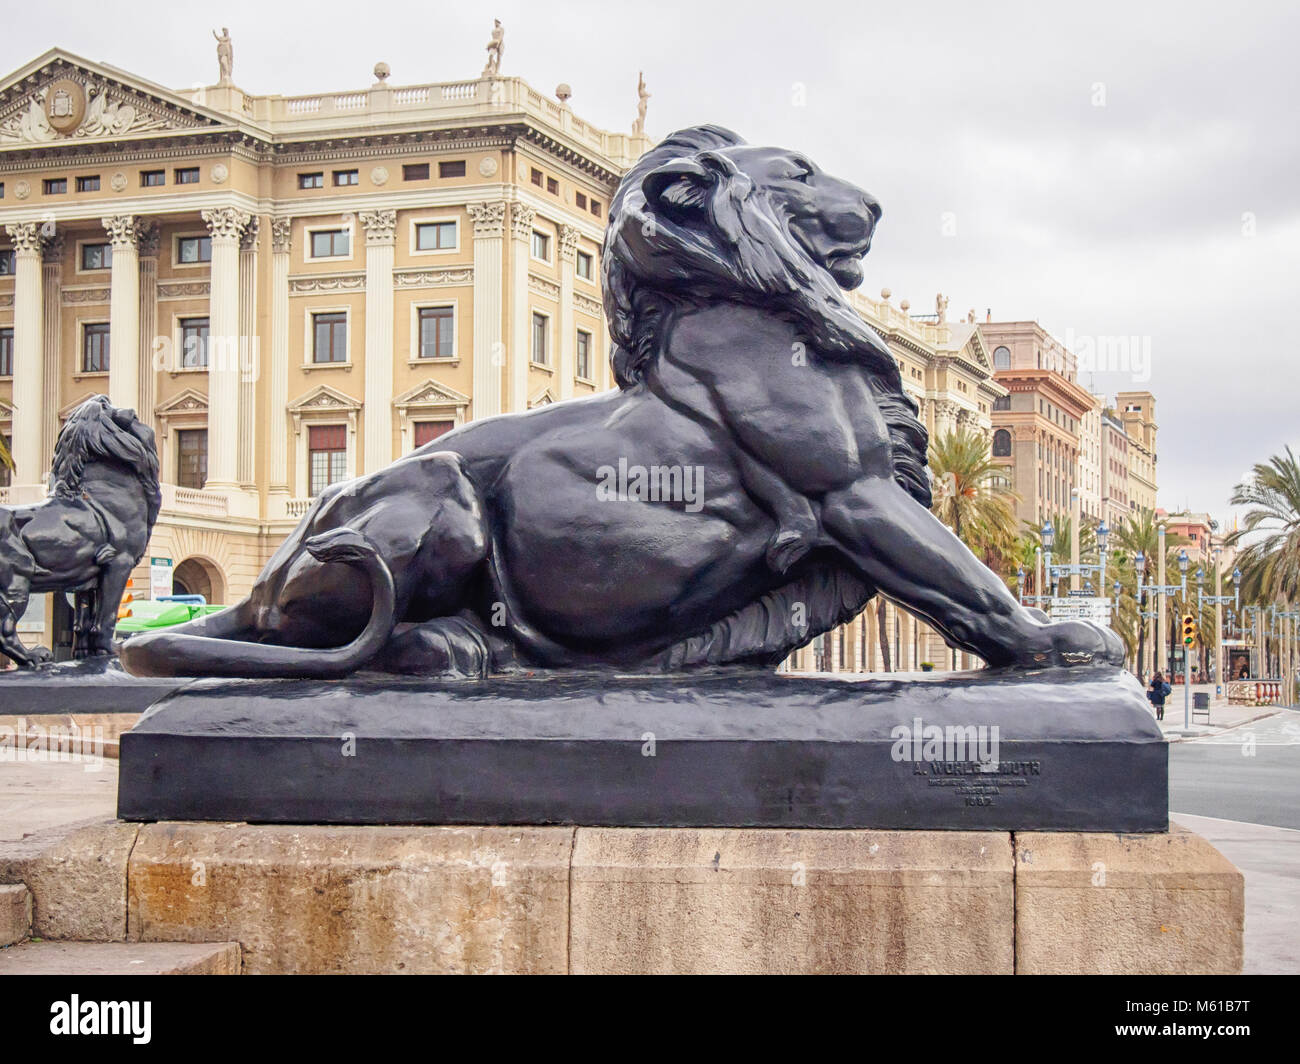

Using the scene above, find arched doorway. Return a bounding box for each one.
[172,557,226,605]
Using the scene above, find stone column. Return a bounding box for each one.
[4,223,43,485]
[509,204,535,413]
[467,202,506,421]
[238,218,260,487]
[103,215,140,410]
[41,233,64,469]
[1156,524,1168,676]
[201,207,251,493]
[135,224,160,429]
[558,225,579,400]
[268,219,292,506]
[359,209,396,472]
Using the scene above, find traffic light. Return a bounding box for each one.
[1182,613,1197,646]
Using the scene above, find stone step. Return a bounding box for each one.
[0,941,240,975]
[0,884,32,947]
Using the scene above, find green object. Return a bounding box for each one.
[115,600,224,634]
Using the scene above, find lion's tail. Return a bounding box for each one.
[119,529,396,679]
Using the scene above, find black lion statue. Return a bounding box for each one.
[122,125,1123,680]
[1,395,161,667]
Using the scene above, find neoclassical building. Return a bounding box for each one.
[0,45,650,646]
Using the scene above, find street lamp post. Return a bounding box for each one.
[1139,548,1190,723]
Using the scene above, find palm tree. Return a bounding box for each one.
[1228,447,1300,607]
[1111,512,1191,678]
[927,426,1020,574]
[0,433,12,478]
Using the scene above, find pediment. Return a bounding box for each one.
[288,384,362,414]
[155,388,208,416]
[393,379,471,409]
[0,49,231,148]
[528,387,556,409]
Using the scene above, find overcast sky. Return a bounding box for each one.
[6,0,1297,526]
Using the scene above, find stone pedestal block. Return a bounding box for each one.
[126,822,574,974]
[570,828,1014,974]
[1014,822,1244,974]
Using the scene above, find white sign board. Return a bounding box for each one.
[1049,597,1112,625]
[16,593,45,635]
[149,556,173,601]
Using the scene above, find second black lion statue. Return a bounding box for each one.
[122,124,1124,680]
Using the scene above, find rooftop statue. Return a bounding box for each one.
[1,396,161,667]
[212,28,233,85]
[121,125,1125,681]
[482,19,504,77]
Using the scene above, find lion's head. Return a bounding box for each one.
[602,125,930,506]
[51,395,162,529]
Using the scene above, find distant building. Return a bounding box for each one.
[1116,391,1158,520]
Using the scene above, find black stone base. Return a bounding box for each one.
[0,658,186,716]
[117,666,1167,831]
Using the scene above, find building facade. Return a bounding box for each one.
[0,46,650,646]
[1116,390,1158,519]
[1099,404,1132,532]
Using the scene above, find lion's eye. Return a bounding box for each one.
[790,163,814,183]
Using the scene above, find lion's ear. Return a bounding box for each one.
[642,157,716,217]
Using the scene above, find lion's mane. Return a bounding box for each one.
[601,124,931,508]
[51,397,162,529]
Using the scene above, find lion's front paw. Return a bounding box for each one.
[1021,619,1124,668]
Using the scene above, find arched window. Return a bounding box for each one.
[993,345,1011,370]
[992,429,1012,457]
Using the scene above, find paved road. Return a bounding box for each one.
[1171,709,1300,830]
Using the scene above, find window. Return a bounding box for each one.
[76,175,100,192]
[530,168,544,187]
[308,425,347,496]
[333,169,359,187]
[0,183,5,199]
[176,429,208,489]
[174,167,200,185]
[312,312,348,363]
[140,170,165,187]
[590,199,602,218]
[310,229,350,258]
[992,429,1012,457]
[438,160,466,178]
[415,221,456,251]
[531,312,549,366]
[417,306,455,360]
[403,163,429,182]
[82,323,110,373]
[575,191,587,210]
[180,317,210,368]
[81,243,112,270]
[0,328,12,376]
[414,421,454,448]
[576,250,594,280]
[531,231,550,261]
[298,172,324,189]
[44,178,67,195]
[177,236,212,264]
[993,394,1011,411]
[0,250,14,275]
[576,329,592,380]
[993,345,1011,370]
[546,177,559,195]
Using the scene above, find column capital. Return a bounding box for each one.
[102,214,140,250]
[5,222,43,254]
[136,221,161,259]
[41,231,66,265]
[270,217,293,254]
[240,215,261,252]
[559,223,580,263]
[510,203,536,241]
[467,201,507,239]
[358,208,397,246]
[201,206,253,244]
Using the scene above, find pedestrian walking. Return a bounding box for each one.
[1147,671,1172,721]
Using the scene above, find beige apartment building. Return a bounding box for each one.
[1099,404,1132,531]
[1117,391,1158,519]
[0,45,650,643]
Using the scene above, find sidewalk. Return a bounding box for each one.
[1153,683,1287,741]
